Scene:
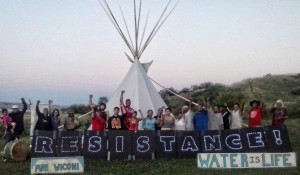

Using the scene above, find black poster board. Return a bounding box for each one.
[264,125,292,152]
[83,130,108,160]
[132,131,156,160]
[56,131,82,157]
[177,131,201,158]
[221,129,246,153]
[242,127,267,152]
[107,130,132,160]
[155,131,177,159]
[201,130,224,153]
[31,130,57,158]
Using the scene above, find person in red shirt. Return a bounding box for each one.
[89,95,106,132]
[248,94,263,128]
[270,100,288,126]
[127,111,143,132]
[120,90,135,130]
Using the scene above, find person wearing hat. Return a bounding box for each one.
[9,98,27,138]
[270,100,288,126]
[248,94,263,128]
[63,109,81,131]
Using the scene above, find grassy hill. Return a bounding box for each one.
[163,73,300,118]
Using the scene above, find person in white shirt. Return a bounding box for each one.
[208,106,224,130]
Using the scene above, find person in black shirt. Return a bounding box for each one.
[153,108,164,130]
[9,98,27,138]
[34,100,52,131]
[219,104,231,130]
[107,107,125,130]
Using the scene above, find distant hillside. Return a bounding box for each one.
[162,73,300,118]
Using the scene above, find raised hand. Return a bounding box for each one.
[121,90,125,94]
[21,98,25,102]
[89,94,93,99]
[37,100,40,104]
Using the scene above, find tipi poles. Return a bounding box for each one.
[149,77,199,106]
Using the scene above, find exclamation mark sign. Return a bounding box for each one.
[273,130,282,145]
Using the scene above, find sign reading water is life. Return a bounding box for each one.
[197,153,297,168]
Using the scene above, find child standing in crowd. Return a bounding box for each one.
[1,108,16,144]
[230,97,245,129]
[248,94,263,128]
[270,100,288,126]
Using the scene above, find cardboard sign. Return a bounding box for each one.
[155,131,177,159]
[200,130,224,153]
[242,127,267,153]
[197,152,297,168]
[82,130,107,160]
[31,130,57,158]
[31,156,84,174]
[107,130,132,160]
[56,131,82,157]
[264,125,292,152]
[221,129,246,153]
[132,131,156,160]
[177,131,201,158]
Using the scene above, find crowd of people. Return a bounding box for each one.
[0,92,288,144]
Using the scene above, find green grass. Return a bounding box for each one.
[0,117,299,175]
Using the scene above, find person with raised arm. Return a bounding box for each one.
[270,100,288,126]
[248,94,263,128]
[89,95,106,132]
[9,98,27,138]
[230,96,246,129]
[120,90,135,130]
[193,97,209,132]
[34,100,52,131]
[182,99,193,131]
[219,103,231,130]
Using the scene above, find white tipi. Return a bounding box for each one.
[97,0,178,129]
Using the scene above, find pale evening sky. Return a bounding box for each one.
[0,0,299,105]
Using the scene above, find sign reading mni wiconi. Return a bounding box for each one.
[31,156,84,174]
[31,125,293,160]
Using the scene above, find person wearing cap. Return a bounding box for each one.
[9,98,27,138]
[248,94,263,128]
[63,109,81,131]
[270,100,288,126]
[34,100,52,131]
